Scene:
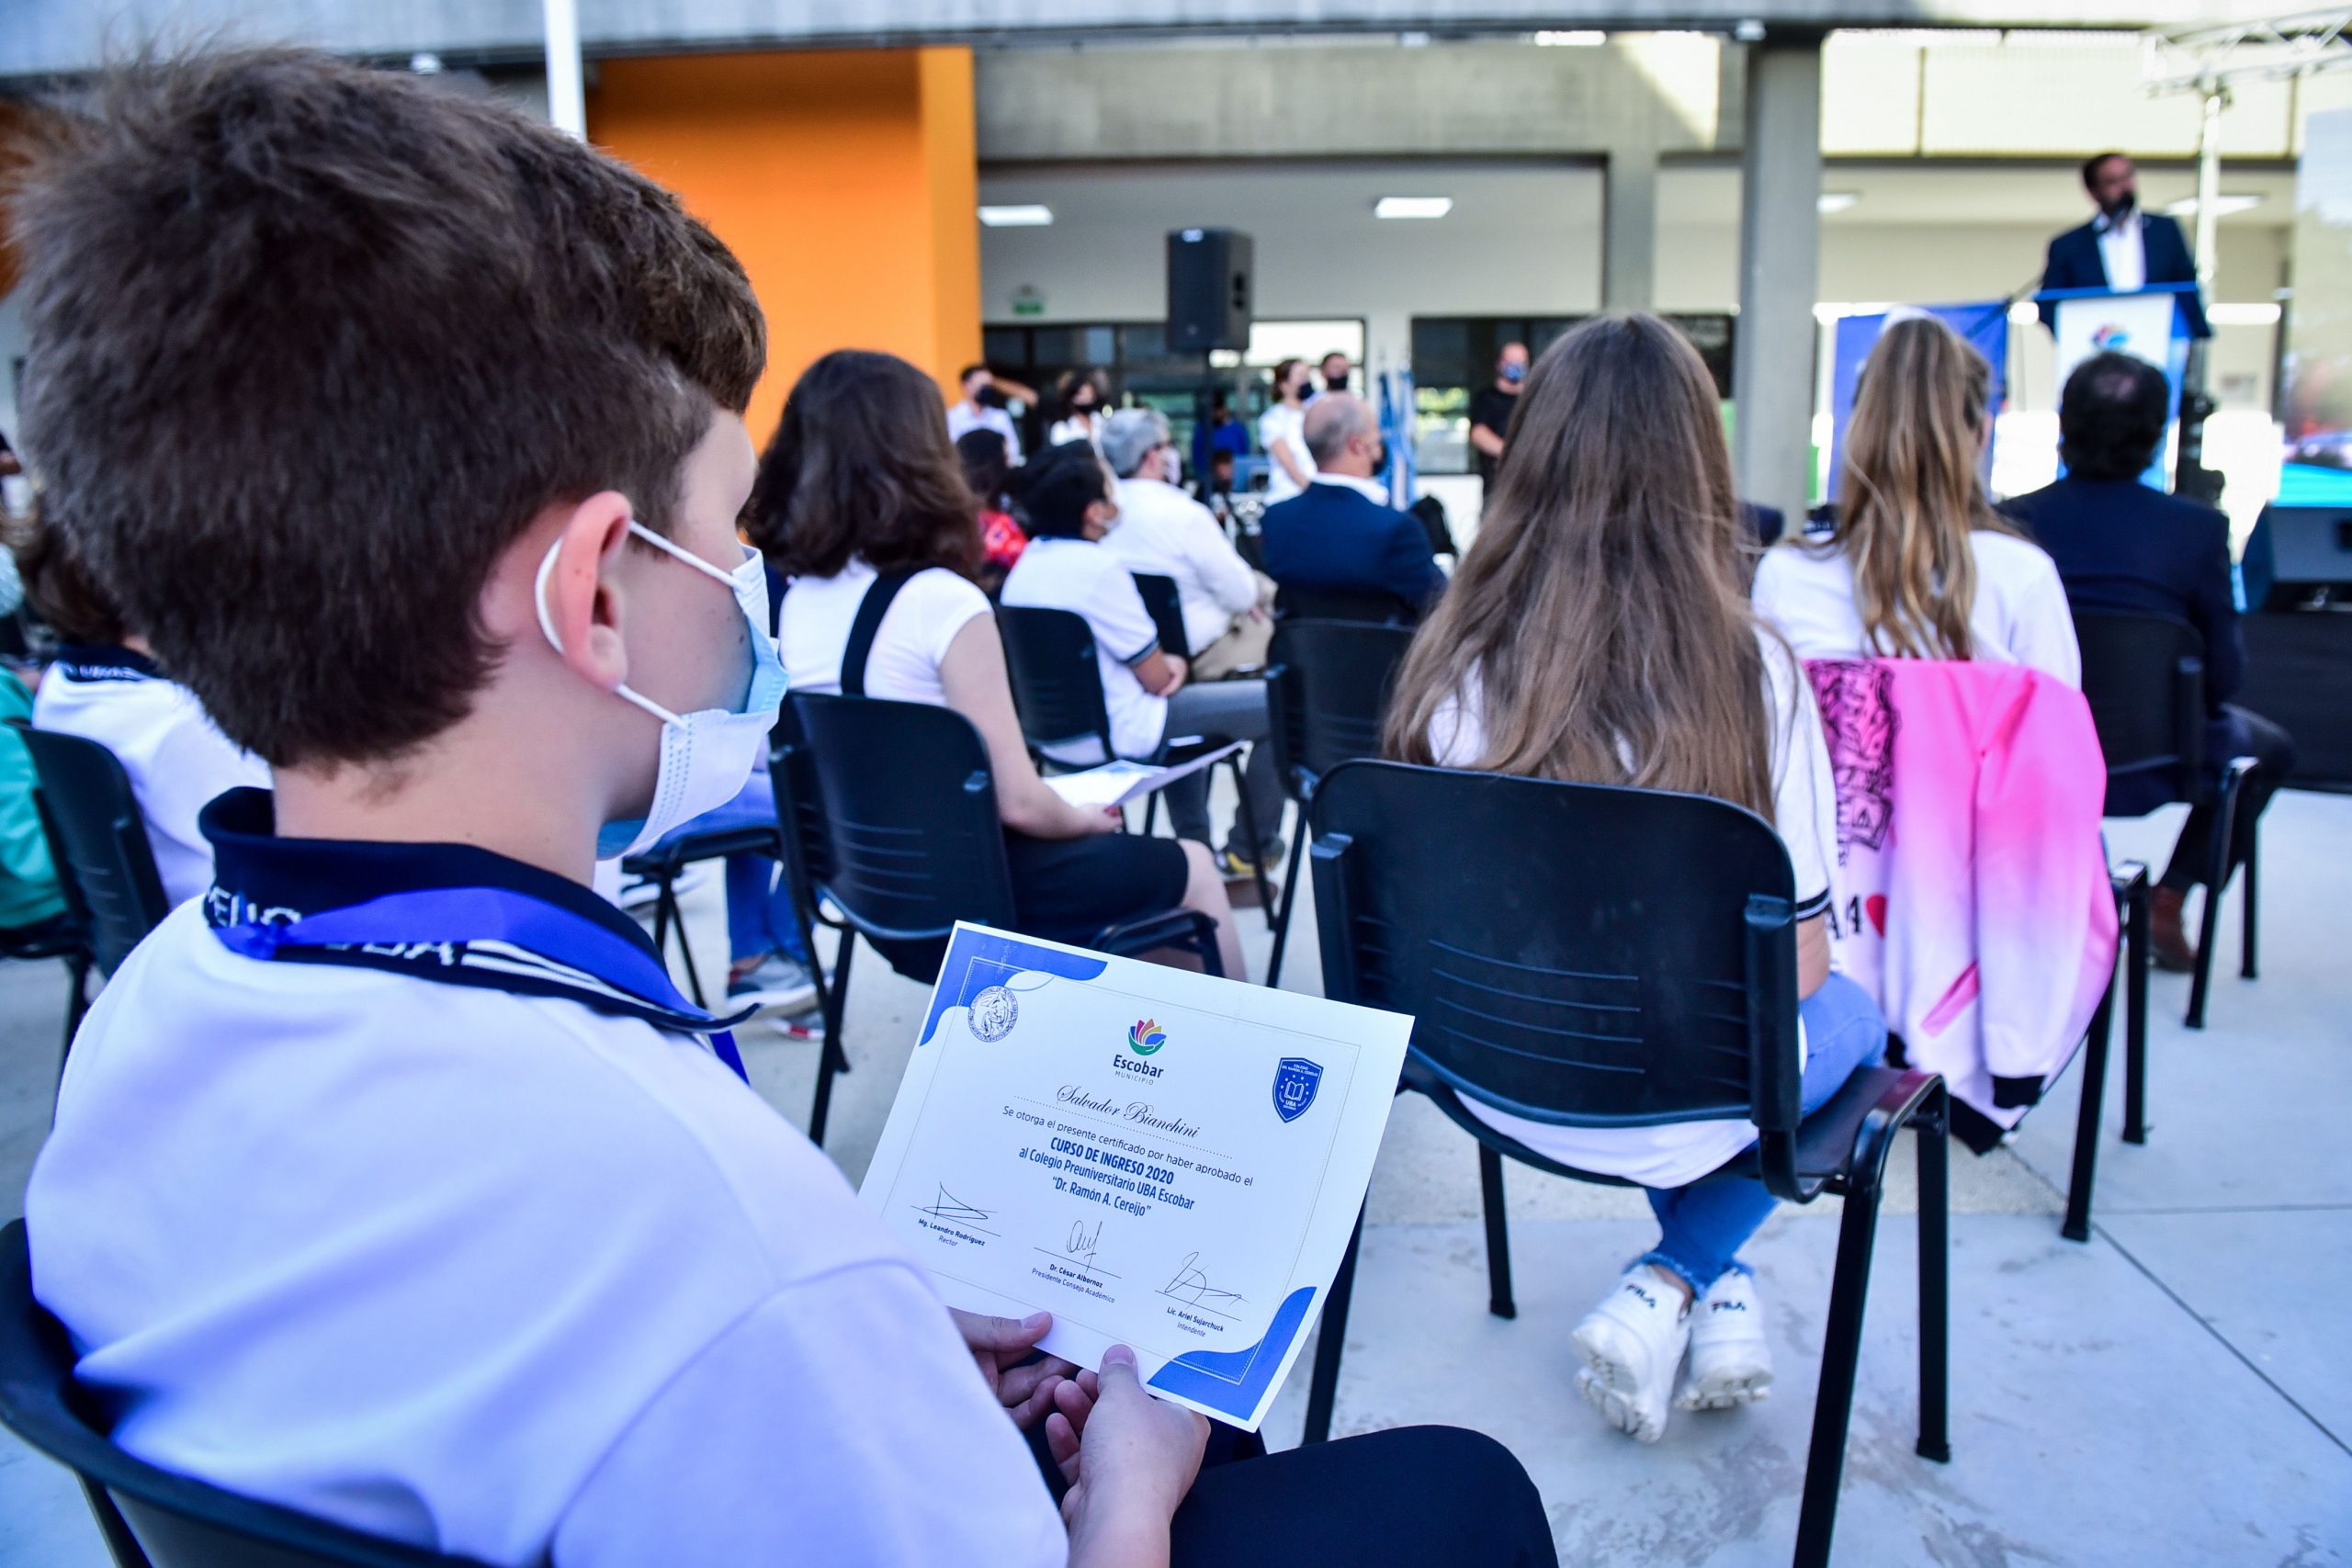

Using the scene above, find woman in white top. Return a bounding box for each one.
[1384,314,1889,1448]
[1254,358,1316,504]
[1753,314,2079,685]
[1046,367,1108,449]
[763,351,1244,983]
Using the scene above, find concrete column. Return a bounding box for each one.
[1602,143,1659,313]
[1730,33,1824,521]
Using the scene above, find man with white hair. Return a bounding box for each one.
[1101,408,1269,679]
[1097,408,1287,880]
[1260,393,1444,620]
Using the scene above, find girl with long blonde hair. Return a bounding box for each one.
[1386,314,1887,1447]
[1754,314,2078,679]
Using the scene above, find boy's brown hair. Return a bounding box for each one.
[10,50,764,767]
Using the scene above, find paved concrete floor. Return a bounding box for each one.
[2,791,2347,1565]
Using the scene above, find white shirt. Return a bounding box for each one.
[2095,207,2145,293]
[25,805,1065,1568]
[1000,536,1166,763]
[947,400,1022,464]
[32,649,269,908]
[1430,630,1842,1188]
[1309,471,1392,505]
[1046,413,1101,449]
[780,558,993,705]
[1752,532,2081,687]
[1256,402,1315,503]
[1104,477,1259,655]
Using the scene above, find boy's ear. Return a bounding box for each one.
[540,492,636,693]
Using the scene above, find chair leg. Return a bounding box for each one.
[1143,792,1160,837]
[1915,1092,1951,1464]
[1478,1145,1517,1319]
[2122,877,2151,1145]
[1302,1207,1364,1445]
[1265,830,1308,989]
[2063,961,2115,1244]
[79,1476,158,1568]
[2186,773,2244,1032]
[1792,1178,1884,1568]
[807,934,856,1147]
[1225,757,1276,926]
[2239,814,2259,980]
[57,953,91,1094]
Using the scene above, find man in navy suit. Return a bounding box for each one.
[1258,392,1445,621]
[2001,353,2291,968]
[2039,152,2211,339]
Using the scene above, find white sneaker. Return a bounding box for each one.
[1571,1266,1691,1444]
[1677,1270,1774,1411]
[725,953,820,1015]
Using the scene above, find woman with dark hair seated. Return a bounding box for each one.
[956,427,1028,592]
[764,351,1243,981]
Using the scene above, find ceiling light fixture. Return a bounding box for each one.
[1817,191,1860,214]
[978,204,1054,227]
[1374,197,1453,220]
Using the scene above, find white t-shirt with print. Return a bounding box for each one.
[1000,536,1168,764]
[1430,629,1841,1188]
[1256,403,1315,504]
[779,559,993,705]
[1752,531,2081,687]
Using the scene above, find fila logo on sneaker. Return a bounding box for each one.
[1623,1282,1659,1310]
[1711,1299,1750,1314]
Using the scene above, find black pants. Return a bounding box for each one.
[1030,1422,1557,1568]
[2161,705,2297,892]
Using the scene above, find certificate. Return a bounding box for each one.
[859,922,1412,1430]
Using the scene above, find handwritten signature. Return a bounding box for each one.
[1064,1219,1103,1269]
[1158,1251,1245,1314]
[913,1185,995,1224]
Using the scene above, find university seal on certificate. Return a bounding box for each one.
[967,984,1019,1042]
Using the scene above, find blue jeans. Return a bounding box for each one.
[1638,972,1887,1294]
[650,767,807,967]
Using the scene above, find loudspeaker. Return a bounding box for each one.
[1168,228,1252,353]
[2257,504,2352,604]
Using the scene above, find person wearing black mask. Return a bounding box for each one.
[948,363,1038,462]
[1467,342,1529,499]
[2037,152,2211,339]
[1318,351,1351,398]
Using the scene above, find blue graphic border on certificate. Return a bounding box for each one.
[1147,1284,1317,1420]
[918,927,1108,1047]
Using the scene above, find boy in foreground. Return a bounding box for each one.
[15,51,1552,1568]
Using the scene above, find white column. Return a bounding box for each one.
[1731,33,1824,520]
[543,0,586,139]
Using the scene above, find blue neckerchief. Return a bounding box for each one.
[200,791,752,1082]
[54,642,164,684]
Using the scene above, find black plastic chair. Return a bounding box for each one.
[1305,761,1949,1568]
[11,724,168,1079]
[617,823,787,1009]
[1129,572,1193,663]
[1259,620,1417,987]
[1272,583,1420,626]
[0,1222,490,1568]
[2072,611,2257,1033]
[995,604,1274,914]
[772,693,1225,1146]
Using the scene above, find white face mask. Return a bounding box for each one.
[1159,444,1183,487]
[535,521,788,861]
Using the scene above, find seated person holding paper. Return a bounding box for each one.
[1385,314,1889,1447]
[21,52,1555,1568]
[1001,442,1287,883]
[769,353,1245,982]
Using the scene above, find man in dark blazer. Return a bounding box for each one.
[2000,352,2291,969]
[2039,152,2211,339]
[1258,393,1444,622]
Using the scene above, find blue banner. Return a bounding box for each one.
[1826,300,2011,505]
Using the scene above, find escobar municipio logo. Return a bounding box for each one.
[1127,1018,1169,1055]
[2090,321,2132,353]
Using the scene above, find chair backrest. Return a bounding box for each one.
[1273,583,1419,626]
[0,1221,488,1568]
[772,693,1019,943]
[1264,619,1417,800]
[1129,573,1191,663]
[11,725,170,975]
[2071,610,2205,802]
[995,604,1117,759]
[1308,761,1804,1168]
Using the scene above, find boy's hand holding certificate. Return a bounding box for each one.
[859,924,1412,1431]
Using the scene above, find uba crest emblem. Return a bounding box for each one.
[1272,1057,1324,1123]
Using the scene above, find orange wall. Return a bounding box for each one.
[589,48,981,447]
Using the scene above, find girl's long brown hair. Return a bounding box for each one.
[1385,313,1776,818]
[1820,314,2016,660]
